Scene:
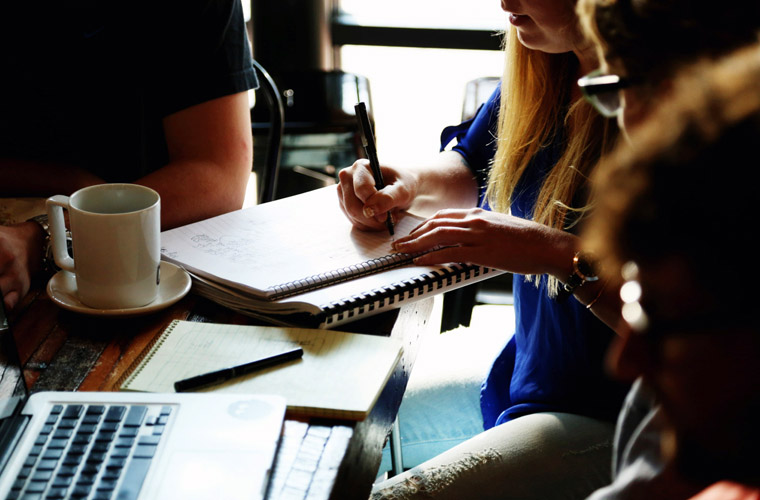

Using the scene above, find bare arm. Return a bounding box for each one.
[0,91,252,308]
[0,160,103,197]
[393,208,626,334]
[137,91,252,229]
[1,91,252,229]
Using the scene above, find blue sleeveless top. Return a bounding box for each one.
[441,85,627,429]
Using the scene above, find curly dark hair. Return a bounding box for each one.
[585,44,760,305]
[579,0,760,85]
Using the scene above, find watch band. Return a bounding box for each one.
[556,252,599,302]
[27,214,60,275]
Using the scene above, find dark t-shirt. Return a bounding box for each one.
[0,0,257,182]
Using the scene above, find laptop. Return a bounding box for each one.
[0,297,286,500]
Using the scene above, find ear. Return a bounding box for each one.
[606,327,652,382]
[620,77,675,135]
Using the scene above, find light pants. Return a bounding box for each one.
[371,412,615,500]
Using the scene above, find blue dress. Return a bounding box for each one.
[441,85,627,429]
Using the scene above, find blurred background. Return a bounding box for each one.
[246,0,505,199]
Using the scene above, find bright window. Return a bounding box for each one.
[338,1,505,165]
[339,0,505,30]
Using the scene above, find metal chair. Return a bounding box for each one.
[252,60,285,204]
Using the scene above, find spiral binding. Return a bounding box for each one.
[318,263,494,327]
[117,319,180,390]
[268,251,423,300]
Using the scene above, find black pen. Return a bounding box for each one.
[354,102,395,237]
[173,346,304,392]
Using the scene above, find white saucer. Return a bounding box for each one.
[46,261,192,317]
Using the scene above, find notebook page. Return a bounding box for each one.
[160,186,424,298]
[121,320,403,419]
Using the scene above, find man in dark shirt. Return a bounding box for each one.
[0,0,258,310]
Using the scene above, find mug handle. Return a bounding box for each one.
[46,195,75,272]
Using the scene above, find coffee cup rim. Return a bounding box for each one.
[69,183,160,216]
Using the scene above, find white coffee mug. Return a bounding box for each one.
[46,183,161,309]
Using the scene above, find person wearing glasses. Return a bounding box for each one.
[582,43,760,500]
[576,0,760,132]
[342,1,628,499]
[571,2,760,499]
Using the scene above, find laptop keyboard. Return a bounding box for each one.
[268,421,353,500]
[7,403,172,500]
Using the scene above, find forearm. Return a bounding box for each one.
[135,158,250,229]
[407,150,480,216]
[0,159,103,197]
[573,278,625,335]
[146,91,253,230]
[544,231,625,334]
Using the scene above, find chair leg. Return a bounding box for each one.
[441,285,478,332]
[388,416,404,477]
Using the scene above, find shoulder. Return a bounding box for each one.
[689,482,760,500]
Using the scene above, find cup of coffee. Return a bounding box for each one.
[46,183,161,309]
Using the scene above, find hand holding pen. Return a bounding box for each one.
[354,102,395,237]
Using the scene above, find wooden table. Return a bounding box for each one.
[6,285,440,500]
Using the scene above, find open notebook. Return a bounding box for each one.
[119,320,402,421]
[161,186,503,328]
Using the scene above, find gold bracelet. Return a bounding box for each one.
[586,280,607,310]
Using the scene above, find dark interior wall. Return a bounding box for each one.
[250,0,334,75]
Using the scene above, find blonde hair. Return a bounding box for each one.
[486,27,616,294]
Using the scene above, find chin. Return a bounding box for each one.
[674,438,760,487]
[514,30,569,55]
[670,408,760,487]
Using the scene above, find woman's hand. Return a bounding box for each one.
[337,159,418,232]
[392,208,577,277]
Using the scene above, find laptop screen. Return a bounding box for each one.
[0,296,28,418]
[0,295,29,479]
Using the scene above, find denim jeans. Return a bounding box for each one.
[371,412,615,500]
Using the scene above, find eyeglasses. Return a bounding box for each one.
[577,69,633,118]
[620,262,752,344]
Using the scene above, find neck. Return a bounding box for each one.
[574,44,597,76]
[570,44,598,101]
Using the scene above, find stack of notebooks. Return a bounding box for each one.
[161,186,503,328]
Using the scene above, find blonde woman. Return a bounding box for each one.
[338,0,625,498]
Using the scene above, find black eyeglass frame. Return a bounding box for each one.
[578,72,632,95]
[577,70,635,118]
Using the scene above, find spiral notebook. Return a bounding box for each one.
[160,186,503,328]
[119,320,403,420]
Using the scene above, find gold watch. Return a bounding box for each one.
[557,252,599,302]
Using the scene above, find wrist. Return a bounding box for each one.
[25,215,56,275]
[556,251,599,302]
[544,230,581,280]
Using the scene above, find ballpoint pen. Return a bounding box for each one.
[354,102,395,237]
[173,346,304,392]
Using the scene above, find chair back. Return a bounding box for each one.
[252,60,285,204]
